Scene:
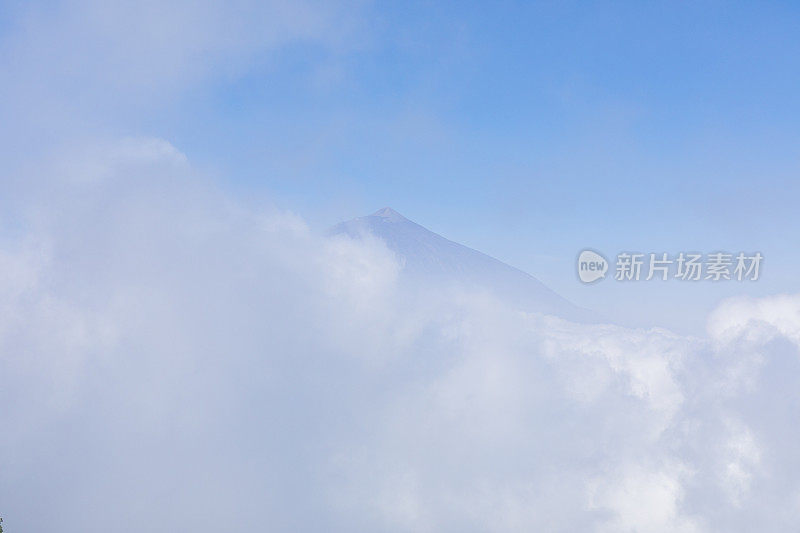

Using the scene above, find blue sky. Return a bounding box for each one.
[3,0,800,331]
[7,5,800,529]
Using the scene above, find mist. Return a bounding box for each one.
[1,140,799,531]
[3,1,800,531]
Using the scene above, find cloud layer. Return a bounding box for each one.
[2,140,800,531]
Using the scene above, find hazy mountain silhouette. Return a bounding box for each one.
[331,208,595,321]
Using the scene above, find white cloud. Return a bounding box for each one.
[709,294,800,348]
[0,0,367,165]
[1,0,359,102]
[1,138,800,531]
[589,463,700,533]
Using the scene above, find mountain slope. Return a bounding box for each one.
[331,208,594,321]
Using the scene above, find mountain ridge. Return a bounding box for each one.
[331,208,596,322]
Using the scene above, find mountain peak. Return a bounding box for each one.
[371,207,407,222]
[331,207,595,322]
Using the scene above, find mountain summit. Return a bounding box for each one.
[331,208,594,321]
[371,207,408,222]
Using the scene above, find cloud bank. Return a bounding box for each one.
[2,139,800,532]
